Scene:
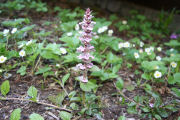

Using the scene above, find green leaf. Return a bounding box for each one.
[1,80,10,96]
[35,66,52,75]
[48,91,66,106]
[112,64,121,73]
[118,116,126,120]
[165,40,180,47]
[62,73,70,87]
[155,114,162,120]
[171,87,180,97]
[17,66,26,76]
[59,111,72,120]
[142,107,149,112]
[116,78,124,90]
[168,75,176,84]
[40,49,59,60]
[70,103,79,110]
[27,86,38,101]
[10,108,21,120]
[80,81,97,92]
[106,52,121,64]
[174,73,180,83]
[29,113,44,120]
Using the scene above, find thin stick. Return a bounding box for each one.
[113,82,145,107]
[0,97,72,112]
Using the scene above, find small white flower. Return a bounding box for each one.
[97,26,108,34]
[156,56,161,61]
[3,29,9,36]
[122,20,127,25]
[154,66,159,70]
[147,52,152,55]
[75,24,80,31]
[108,29,113,36]
[123,42,130,48]
[170,48,174,51]
[102,26,108,31]
[60,48,67,54]
[118,42,124,49]
[56,64,60,67]
[11,28,17,34]
[154,71,162,78]
[26,40,33,46]
[171,62,177,68]
[97,28,103,34]
[19,50,26,57]
[0,56,7,63]
[132,44,136,47]
[145,48,151,53]
[157,47,162,52]
[3,73,12,79]
[0,69,3,72]
[150,46,154,51]
[134,52,139,59]
[139,49,143,53]
[18,43,24,49]
[67,32,73,36]
[140,42,144,47]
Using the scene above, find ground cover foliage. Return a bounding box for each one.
[0,0,180,120]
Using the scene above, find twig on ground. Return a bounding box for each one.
[113,82,145,107]
[0,97,72,112]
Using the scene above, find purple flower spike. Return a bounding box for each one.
[76,8,95,83]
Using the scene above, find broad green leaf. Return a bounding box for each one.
[80,81,97,92]
[116,78,124,90]
[29,113,44,120]
[35,66,52,75]
[165,40,180,47]
[70,103,79,110]
[174,73,180,83]
[10,108,21,120]
[17,66,26,76]
[168,76,176,84]
[155,114,162,120]
[118,116,126,120]
[1,80,10,96]
[2,18,30,27]
[48,91,66,106]
[62,73,70,87]
[40,49,59,60]
[59,111,72,120]
[171,87,180,97]
[112,64,121,73]
[142,107,149,112]
[106,52,121,64]
[27,86,38,101]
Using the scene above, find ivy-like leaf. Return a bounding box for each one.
[27,86,38,101]
[10,108,21,120]
[62,73,70,87]
[1,80,10,96]
[59,111,72,120]
[29,113,44,120]
[17,66,26,76]
[35,66,51,75]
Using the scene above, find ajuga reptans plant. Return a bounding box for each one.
[76,8,96,82]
